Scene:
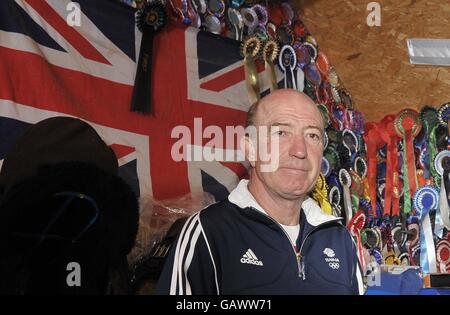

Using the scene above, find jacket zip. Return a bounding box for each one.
[297,219,342,279]
[249,206,342,279]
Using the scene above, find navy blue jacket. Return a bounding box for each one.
[156,183,364,295]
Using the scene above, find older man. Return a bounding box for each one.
[156,89,364,295]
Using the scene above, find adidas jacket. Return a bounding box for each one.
[155,180,364,295]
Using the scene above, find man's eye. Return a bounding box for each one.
[273,130,287,136]
[307,133,321,142]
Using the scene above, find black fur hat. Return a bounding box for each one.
[0,116,118,190]
[0,117,139,294]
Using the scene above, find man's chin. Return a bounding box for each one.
[277,187,311,200]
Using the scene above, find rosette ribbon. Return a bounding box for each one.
[420,106,438,180]
[379,115,401,218]
[278,45,297,90]
[435,151,450,231]
[406,219,420,266]
[240,7,258,36]
[348,210,367,272]
[312,173,332,215]
[281,2,295,25]
[251,4,268,27]
[363,122,384,218]
[436,234,450,273]
[391,223,408,257]
[262,40,279,93]
[429,125,441,186]
[241,36,261,105]
[227,8,243,41]
[394,109,422,214]
[438,102,450,149]
[413,185,439,273]
[131,1,167,114]
[339,168,353,225]
[328,186,342,218]
[207,0,225,18]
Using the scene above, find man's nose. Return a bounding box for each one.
[289,135,307,159]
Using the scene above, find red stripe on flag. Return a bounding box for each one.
[25,0,111,65]
[0,47,136,131]
[0,24,249,200]
[110,144,135,160]
[0,27,193,200]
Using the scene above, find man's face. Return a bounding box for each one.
[249,91,324,200]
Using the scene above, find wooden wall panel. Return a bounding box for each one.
[294,0,450,121]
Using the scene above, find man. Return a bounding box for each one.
[156,89,364,294]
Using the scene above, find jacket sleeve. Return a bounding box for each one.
[349,235,366,295]
[155,212,219,295]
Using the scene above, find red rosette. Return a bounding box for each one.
[406,223,420,249]
[348,210,367,271]
[363,122,384,217]
[394,109,421,197]
[349,210,366,234]
[394,109,422,138]
[379,115,401,217]
[316,51,330,79]
[436,235,450,273]
[292,19,306,38]
[267,5,284,26]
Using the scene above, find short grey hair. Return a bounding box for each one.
[245,100,260,128]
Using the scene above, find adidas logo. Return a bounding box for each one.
[240,249,264,266]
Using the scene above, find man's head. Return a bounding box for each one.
[243,89,325,201]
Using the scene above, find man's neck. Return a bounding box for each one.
[247,177,304,226]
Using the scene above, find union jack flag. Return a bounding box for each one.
[0,0,279,202]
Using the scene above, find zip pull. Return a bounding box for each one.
[296,252,306,280]
[301,261,306,280]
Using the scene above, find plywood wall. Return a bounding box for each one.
[294,0,450,122]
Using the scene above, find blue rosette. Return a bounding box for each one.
[278,45,297,90]
[321,156,331,178]
[413,185,438,219]
[413,185,439,273]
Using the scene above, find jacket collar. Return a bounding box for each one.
[228,179,339,227]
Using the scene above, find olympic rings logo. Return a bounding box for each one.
[329,262,340,269]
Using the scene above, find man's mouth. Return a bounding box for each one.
[279,167,310,172]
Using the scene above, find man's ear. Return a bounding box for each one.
[240,135,256,168]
